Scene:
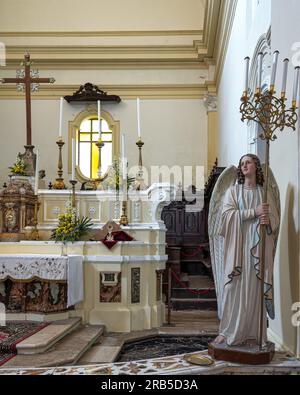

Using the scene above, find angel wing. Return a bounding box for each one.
[266,166,281,250]
[208,165,237,320]
[264,166,281,319]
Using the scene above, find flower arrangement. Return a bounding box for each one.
[103,158,135,191]
[9,154,27,176]
[51,207,93,242]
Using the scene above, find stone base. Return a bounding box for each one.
[208,341,275,365]
[0,233,25,242]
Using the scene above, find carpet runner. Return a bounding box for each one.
[0,321,49,366]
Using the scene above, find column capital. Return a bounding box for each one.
[203,95,217,112]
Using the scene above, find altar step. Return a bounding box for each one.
[17,317,82,355]
[3,321,104,368]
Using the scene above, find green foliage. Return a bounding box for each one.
[51,207,93,242]
[9,154,27,176]
[103,158,135,191]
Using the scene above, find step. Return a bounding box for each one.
[171,298,217,311]
[170,309,219,320]
[171,288,216,299]
[16,317,82,355]
[3,325,104,368]
[78,336,122,364]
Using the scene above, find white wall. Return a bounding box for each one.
[270,0,300,357]
[218,0,271,165]
[0,99,207,188]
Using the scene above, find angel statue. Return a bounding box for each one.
[208,154,280,347]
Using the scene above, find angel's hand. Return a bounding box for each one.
[255,203,269,217]
[259,214,270,225]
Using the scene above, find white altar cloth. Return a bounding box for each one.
[0,254,83,307]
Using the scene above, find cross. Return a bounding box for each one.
[1,53,55,147]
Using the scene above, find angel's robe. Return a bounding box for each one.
[218,184,279,346]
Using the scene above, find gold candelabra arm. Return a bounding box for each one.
[53,138,66,189]
[69,180,77,208]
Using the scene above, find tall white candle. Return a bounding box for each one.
[270,51,279,87]
[34,149,39,195]
[281,58,289,94]
[136,98,141,138]
[257,52,263,90]
[244,57,250,93]
[59,97,63,138]
[292,66,300,102]
[97,100,101,138]
[121,134,126,180]
[71,138,75,180]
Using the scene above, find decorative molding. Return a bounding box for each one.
[203,94,218,112]
[214,0,239,89]
[64,83,121,103]
[0,83,216,100]
[0,30,204,38]
[67,108,120,178]
[131,268,140,304]
[203,0,222,57]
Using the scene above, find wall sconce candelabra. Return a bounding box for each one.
[240,51,299,349]
[53,138,66,189]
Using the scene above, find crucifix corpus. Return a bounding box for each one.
[1,53,55,175]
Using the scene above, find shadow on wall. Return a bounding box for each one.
[279,184,299,354]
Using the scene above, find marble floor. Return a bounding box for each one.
[0,311,299,375]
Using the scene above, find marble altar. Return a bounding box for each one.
[0,184,176,333]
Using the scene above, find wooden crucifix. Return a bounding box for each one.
[1,53,55,147]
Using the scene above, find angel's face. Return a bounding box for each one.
[240,156,257,178]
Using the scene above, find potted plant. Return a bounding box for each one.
[9,154,27,177]
[51,207,93,244]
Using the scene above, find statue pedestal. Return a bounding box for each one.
[208,341,275,365]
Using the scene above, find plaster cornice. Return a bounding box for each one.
[0,83,215,100]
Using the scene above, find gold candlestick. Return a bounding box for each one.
[53,138,66,189]
[119,180,129,226]
[134,138,147,190]
[95,138,105,189]
[119,200,129,226]
[70,180,77,208]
